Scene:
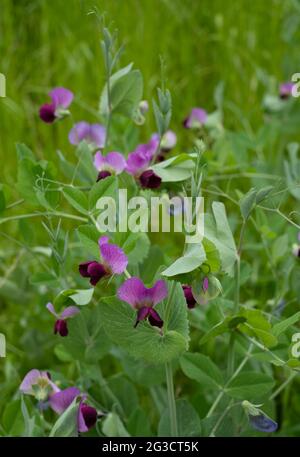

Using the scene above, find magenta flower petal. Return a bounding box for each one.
[69,121,90,145]
[147,279,168,306]
[49,387,81,414]
[100,241,128,275]
[154,130,177,151]
[117,277,146,308]
[184,107,207,128]
[60,306,80,319]
[279,82,294,99]
[139,169,161,189]
[46,302,58,318]
[78,404,97,432]
[94,151,126,175]
[126,149,151,176]
[105,152,126,173]
[98,236,110,247]
[20,369,42,394]
[89,124,106,149]
[49,87,73,109]
[148,308,164,328]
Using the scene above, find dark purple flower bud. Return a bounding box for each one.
[39,104,56,123]
[139,170,161,189]
[97,170,112,181]
[182,285,196,309]
[54,319,68,337]
[80,404,98,431]
[79,261,107,286]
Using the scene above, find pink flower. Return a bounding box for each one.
[118,277,168,328]
[183,107,207,129]
[39,87,73,123]
[49,387,97,433]
[79,236,128,286]
[94,151,126,181]
[46,303,80,337]
[69,121,106,149]
[20,369,59,401]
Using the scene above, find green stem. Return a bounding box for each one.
[269,372,297,401]
[0,212,88,225]
[207,345,252,418]
[165,362,178,437]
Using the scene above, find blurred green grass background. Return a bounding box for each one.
[1,0,300,182]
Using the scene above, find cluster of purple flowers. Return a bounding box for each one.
[39,87,211,190]
[20,370,98,433]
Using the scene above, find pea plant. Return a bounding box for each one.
[1,27,300,438]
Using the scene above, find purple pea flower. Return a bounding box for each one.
[242,401,278,433]
[69,121,106,149]
[126,138,162,189]
[94,151,126,181]
[79,236,128,286]
[152,130,177,153]
[182,285,196,309]
[39,87,73,123]
[20,369,59,401]
[279,82,294,99]
[49,387,97,433]
[118,277,168,328]
[46,303,80,337]
[183,107,207,129]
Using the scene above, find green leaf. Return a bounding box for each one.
[238,308,278,348]
[99,282,189,364]
[239,188,257,220]
[255,186,273,204]
[89,176,117,210]
[107,70,143,118]
[180,353,224,388]
[54,288,94,307]
[225,372,274,399]
[162,243,206,277]
[99,63,133,116]
[49,397,79,437]
[152,154,195,182]
[205,202,238,276]
[271,233,289,264]
[63,187,89,215]
[16,143,35,161]
[76,224,101,258]
[158,399,201,437]
[61,307,110,362]
[21,396,35,437]
[102,412,130,437]
[272,311,300,337]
